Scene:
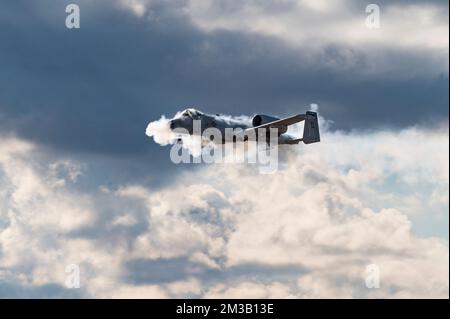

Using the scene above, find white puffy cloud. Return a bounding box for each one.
[117,0,449,76]
[186,0,449,50]
[0,121,448,297]
[205,281,294,299]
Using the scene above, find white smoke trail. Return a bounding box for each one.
[145,111,254,158]
[145,114,213,157]
[145,116,175,146]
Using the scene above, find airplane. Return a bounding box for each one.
[168,108,320,145]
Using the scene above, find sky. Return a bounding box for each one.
[0,0,448,298]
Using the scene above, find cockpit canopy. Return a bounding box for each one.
[180,108,203,118]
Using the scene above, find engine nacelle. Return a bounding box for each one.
[252,114,287,135]
[252,114,279,126]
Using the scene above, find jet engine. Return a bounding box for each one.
[252,114,279,126]
[252,114,287,135]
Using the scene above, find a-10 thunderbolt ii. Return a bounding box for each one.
[168,108,320,145]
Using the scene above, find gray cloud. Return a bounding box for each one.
[0,281,85,298]
[124,257,305,286]
[0,0,448,161]
[0,0,448,298]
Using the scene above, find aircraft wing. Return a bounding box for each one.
[244,114,306,133]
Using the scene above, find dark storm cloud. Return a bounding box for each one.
[0,0,448,159]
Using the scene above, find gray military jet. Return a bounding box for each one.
[168,108,320,145]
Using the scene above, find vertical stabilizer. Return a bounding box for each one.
[303,111,320,144]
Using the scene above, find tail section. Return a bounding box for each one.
[303,111,320,144]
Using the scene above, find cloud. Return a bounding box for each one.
[122,0,449,76]
[0,0,448,298]
[204,281,295,298]
[187,0,448,49]
[0,115,448,297]
[0,0,448,164]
